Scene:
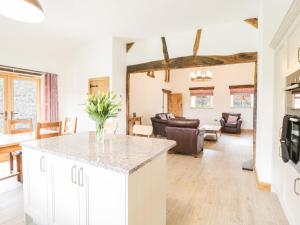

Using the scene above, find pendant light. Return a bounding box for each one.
[0,0,44,23]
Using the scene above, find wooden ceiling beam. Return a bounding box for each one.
[146,71,155,78]
[193,29,202,56]
[244,18,258,29]
[161,37,169,61]
[164,69,170,83]
[126,42,135,53]
[127,52,257,74]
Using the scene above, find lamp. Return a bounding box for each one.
[0,0,44,23]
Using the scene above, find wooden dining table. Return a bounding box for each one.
[0,132,37,182]
[0,130,57,182]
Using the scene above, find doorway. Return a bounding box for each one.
[0,72,41,135]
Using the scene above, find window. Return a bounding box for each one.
[189,86,214,109]
[293,93,300,109]
[230,93,254,108]
[229,85,254,108]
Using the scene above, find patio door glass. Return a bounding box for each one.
[0,73,41,134]
[11,77,40,129]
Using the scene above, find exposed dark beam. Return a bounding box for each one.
[161,37,169,61]
[164,69,170,82]
[127,52,257,74]
[244,18,258,29]
[126,42,135,53]
[193,29,202,56]
[146,71,155,78]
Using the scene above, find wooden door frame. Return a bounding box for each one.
[0,71,41,134]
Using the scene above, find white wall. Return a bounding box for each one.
[130,63,254,129]
[130,72,171,125]
[171,63,255,129]
[256,0,293,183]
[127,20,258,65]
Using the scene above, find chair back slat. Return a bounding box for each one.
[36,121,62,139]
[63,117,77,134]
[7,119,33,134]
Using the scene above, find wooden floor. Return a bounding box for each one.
[0,132,288,225]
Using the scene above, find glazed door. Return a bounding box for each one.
[168,93,183,117]
[0,73,41,134]
[10,76,41,129]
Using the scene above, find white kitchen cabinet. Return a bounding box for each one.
[22,136,170,225]
[47,154,80,225]
[283,164,300,225]
[23,148,49,225]
[80,163,126,225]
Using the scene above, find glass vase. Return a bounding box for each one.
[95,122,105,143]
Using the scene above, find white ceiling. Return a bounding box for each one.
[0,0,259,41]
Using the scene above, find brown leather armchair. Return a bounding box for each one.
[165,119,204,157]
[151,113,186,137]
[220,113,242,134]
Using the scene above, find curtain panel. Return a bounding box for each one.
[229,85,254,95]
[189,87,214,96]
[42,73,59,122]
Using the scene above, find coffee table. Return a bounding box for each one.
[200,125,222,141]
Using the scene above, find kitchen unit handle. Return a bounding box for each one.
[71,165,77,184]
[40,156,45,172]
[78,167,84,187]
[294,178,300,196]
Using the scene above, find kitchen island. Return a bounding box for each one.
[21,132,176,225]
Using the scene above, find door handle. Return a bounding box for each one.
[71,165,77,184]
[40,156,45,172]
[294,178,300,196]
[78,167,84,187]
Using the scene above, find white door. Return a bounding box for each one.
[48,155,80,225]
[80,163,126,225]
[23,148,48,225]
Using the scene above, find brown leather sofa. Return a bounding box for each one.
[220,113,242,134]
[165,119,204,157]
[151,113,186,137]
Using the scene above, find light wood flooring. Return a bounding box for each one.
[0,132,288,225]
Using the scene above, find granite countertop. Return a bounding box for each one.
[21,132,176,174]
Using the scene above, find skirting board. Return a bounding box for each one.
[254,168,271,192]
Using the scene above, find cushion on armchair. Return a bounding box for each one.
[227,115,238,124]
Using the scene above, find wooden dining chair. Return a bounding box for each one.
[7,119,33,182]
[35,121,62,140]
[63,117,77,134]
[104,121,118,134]
[132,125,153,138]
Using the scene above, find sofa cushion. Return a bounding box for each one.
[227,115,238,124]
[225,123,238,128]
[168,113,176,119]
[156,113,168,120]
[168,119,200,128]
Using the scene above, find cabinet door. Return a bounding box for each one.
[79,163,126,225]
[287,18,300,74]
[48,155,80,225]
[23,148,48,225]
[284,164,300,225]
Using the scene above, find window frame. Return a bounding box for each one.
[190,95,213,109]
[230,93,254,108]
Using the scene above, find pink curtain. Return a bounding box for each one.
[42,73,59,122]
[189,87,214,96]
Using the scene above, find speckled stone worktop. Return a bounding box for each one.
[21,132,176,174]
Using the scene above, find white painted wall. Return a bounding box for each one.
[130,63,254,129]
[130,72,171,125]
[171,63,255,129]
[256,0,293,183]
[127,20,258,65]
